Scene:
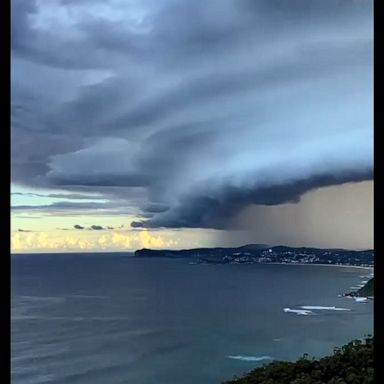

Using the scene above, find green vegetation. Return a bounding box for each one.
[358,278,374,297]
[223,337,373,384]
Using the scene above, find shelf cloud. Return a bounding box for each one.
[11,0,373,230]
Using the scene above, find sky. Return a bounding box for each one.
[11,0,373,253]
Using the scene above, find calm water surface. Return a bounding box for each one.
[11,254,373,384]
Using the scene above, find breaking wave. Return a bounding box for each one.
[283,308,313,315]
[354,297,368,302]
[300,306,350,311]
[227,355,272,362]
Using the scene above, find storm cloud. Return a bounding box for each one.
[11,0,373,229]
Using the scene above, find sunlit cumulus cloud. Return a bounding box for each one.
[11,229,178,252]
[11,1,372,237]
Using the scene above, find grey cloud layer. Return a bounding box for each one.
[12,192,107,200]
[11,0,373,228]
[11,201,137,217]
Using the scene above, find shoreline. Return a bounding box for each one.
[261,262,373,271]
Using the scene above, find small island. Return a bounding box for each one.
[223,337,373,384]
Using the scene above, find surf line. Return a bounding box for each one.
[227,355,273,362]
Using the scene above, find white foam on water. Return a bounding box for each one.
[300,306,350,311]
[227,355,272,362]
[354,297,368,302]
[283,308,313,315]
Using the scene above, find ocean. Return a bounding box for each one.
[11,254,373,384]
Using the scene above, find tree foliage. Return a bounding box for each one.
[223,337,373,384]
[358,278,374,297]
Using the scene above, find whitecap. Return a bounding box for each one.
[354,297,368,302]
[300,306,350,311]
[227,355,272,362]
[283,308,313,315]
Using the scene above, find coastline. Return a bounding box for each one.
[263,262,373,271]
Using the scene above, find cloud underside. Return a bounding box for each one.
[131,170,372,229]
[11,0,373,229]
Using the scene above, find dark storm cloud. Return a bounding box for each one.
[131,169,373,229]
[141,203,170,213]
[107,39,371,133]
[11,0,373,229]
[11,0,37,53]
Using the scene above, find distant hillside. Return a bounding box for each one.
[134,244,269,258]
[358,278,374,297]
[223,337,373,384]
[134,245,373,267]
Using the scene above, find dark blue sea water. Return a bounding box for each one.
[11,254,373,384]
